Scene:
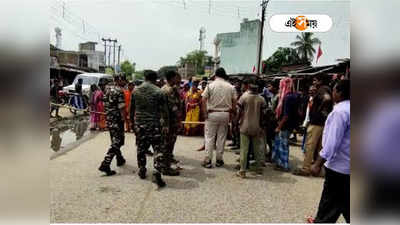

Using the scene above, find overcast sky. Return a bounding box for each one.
[49,0,350,71]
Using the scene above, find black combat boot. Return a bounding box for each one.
[98,163,116,176]
[216,159,225,167]
[152,172,166,188]
[99,154,116,176]
[116,155,126,167]
[162,168,180,176]
[138,167,147,179]
[170,158,180,164]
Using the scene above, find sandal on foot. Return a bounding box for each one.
[236,171,246,178]
[306,216,315,223]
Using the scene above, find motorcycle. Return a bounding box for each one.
[58,90,69,105]
[67,93,89,115]
[57,90,89,115]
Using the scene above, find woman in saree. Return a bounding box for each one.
[89,84,98,130]
[123,82,135,132]
[94,84,106,131]
[184,80,202,136]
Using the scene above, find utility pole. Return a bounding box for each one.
[110,39,117,72]
[62,1,65,18]
[257,0,269,76]
[199,27,206,51]
[118,45,121,66]
[107,39,112,68]
[101,38,107,67]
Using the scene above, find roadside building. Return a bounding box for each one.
[215,18,262,74]
[50,42,106,85]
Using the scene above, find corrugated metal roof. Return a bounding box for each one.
[289,66,336,76]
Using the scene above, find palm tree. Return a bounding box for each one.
[290,32,321,63]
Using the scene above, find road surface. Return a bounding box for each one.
[50,131,334,223]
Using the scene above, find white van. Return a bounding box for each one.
[63,73,113,98]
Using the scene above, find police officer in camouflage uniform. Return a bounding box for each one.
[160,70,182,176]
[130,70,170,187]
[98,75,127,176]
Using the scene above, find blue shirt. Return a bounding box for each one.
[320,100,350,175]
[262,87,274,99]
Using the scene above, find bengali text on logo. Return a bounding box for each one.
[270,14,332,32]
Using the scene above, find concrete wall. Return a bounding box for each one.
[56,51,80,66]
[79,42,105,71]
[51,50,105,72]
[178,63,196,79]
[216,19,261,74]
[81,51,105,71]
[79,42,97,51]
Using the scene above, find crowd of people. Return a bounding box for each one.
[51,66,349,223]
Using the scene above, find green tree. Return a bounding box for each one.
[177,50,212,75]
[105,67,114,75]
[263,47,302,73]
[120,60,134,80]
[133,70,144,80]
[205,55,213,66]
[177,57,187,67]
[290,32,321,62]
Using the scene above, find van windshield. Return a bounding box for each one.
[73,75,99,85]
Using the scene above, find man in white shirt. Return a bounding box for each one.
[201,68,237,168]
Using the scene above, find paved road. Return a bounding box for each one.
[50,132,328,223]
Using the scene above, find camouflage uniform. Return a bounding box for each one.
[161,83,182,166]
[131,81,169,173]
[100,85,126,169]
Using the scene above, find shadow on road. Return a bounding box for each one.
[162,178,200,190]
[258,166,299,184]
[116,164,137,175]
[163,155,217,189]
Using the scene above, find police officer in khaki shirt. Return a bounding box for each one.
[201,68,237,168]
